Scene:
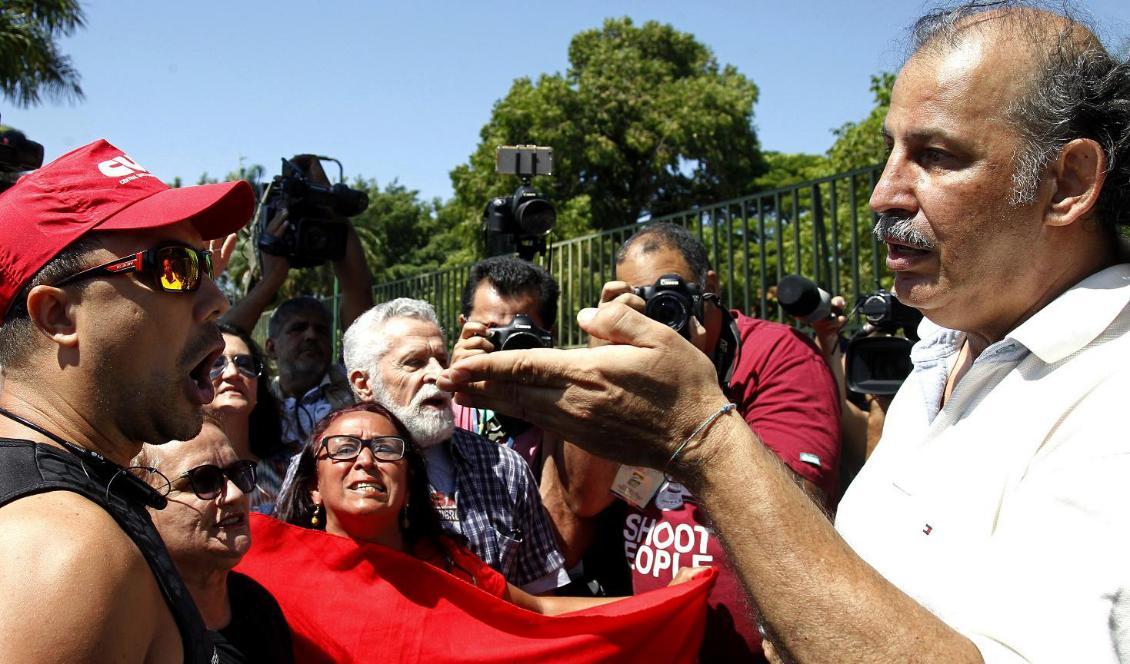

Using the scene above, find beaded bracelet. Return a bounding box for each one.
[664,402,737,475]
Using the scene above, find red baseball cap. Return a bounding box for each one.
[0,139,254,318]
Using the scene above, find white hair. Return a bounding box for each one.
[343,298,445,379]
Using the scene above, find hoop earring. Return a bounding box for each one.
[311,503,322,527]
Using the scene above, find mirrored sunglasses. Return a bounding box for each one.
[209,354,263,381]
[54,245,213,293]
[319,435,406,462]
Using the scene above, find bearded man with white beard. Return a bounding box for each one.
[341,298,568,592]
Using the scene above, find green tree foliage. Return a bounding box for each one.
[444,16,766,258]
[0,0,85,107]
[753,151,830,190]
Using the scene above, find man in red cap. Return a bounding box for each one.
[0,139,253,663]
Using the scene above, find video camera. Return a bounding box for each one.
[634,273,705,340]
[487,314,553,351]
[846,289,922,395]
[483,145,556,261]
[778,275,922,396]
[257,155,369,268]
[0,124,45,194]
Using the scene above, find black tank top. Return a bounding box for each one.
[0,438,215,664]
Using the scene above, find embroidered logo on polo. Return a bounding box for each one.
[97,155,154,185]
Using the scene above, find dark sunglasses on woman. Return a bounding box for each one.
[54,245,213,293]
[177,460,257,500]
[209,354,263,381]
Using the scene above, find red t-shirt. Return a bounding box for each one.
[625,311,841,662]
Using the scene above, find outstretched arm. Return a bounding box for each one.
[332,222,373,329]
[222,209,291,333]
[439,304,983,664]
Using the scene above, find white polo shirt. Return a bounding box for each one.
[836,264,1130,663]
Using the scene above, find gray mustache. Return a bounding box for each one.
[873,214,936,250]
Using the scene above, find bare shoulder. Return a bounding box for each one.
[0,492,168,662]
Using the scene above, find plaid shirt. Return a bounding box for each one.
[444,428,564,587]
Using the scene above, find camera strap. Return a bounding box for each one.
[0,406,168,509]
[710,303,739,389]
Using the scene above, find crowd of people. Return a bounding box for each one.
[2,2,1130,662]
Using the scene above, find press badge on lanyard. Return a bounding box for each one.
[610,464,666,510]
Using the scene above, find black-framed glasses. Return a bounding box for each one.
[319,435,406,462]
[176,460,257,500]
[209,353,263,381]
[54,245,213,293]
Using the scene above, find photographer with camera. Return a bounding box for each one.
[778,276,922,489]
[451,256,627,593]
[451,256,559,463]
[222,155,373,454]
[561,222,840,661]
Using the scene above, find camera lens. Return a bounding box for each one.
[860,294,890,324]
[647,293,690,332]
[515,198,556,236]
[500,331,544,351]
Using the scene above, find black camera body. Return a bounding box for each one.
[0,125,44,194]
[845,289,923,396]
[859,290,922,338]
[483,145,556,261]
[257,156,368,268]
[483,184,556,239]
[487,314,553,351]
[0,127,43,174]
[634,274,704,340]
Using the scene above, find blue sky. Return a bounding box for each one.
[8,1,1130,202]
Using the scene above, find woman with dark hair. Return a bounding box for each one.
[240,402,714,663]
[206,322,286,513]
[274,402,704,608]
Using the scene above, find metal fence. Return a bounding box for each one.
[371,163,889,347]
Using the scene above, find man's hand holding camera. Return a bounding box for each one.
[451,320,496,366]
[595,278,709,353]
[439,302,729,473]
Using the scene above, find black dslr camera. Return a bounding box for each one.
[257,155,369,268]
[0,125,44,194]
[845,289,923,396]
[634,274,704,340]
[487,314,553,351]
[483,145,556,261]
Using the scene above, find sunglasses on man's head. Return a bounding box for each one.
[54,245,213,293]
[209,354,263,381]
[177,460,257,500]
[319,435,406,463]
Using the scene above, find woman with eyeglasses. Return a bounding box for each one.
[205,322,286,513]
[134,416,294,664]
[242,403,711,662]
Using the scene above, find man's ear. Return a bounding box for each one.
[705,270,720,295]
[349,369,373,401]
[25,285,80,350]
[458,313,467,326]
[265,337,277,359]
[1046,138,1106,228]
